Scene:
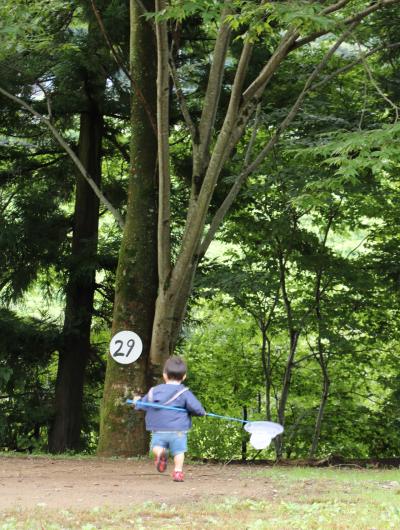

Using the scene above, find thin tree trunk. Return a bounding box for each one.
[265,335,272,422]
[49,103,103,453]
[309,212,335,458]
[276,246,300,458]
[260,328,272,421]
[97,0,157,457]
[277,331,299,427]
[255,288,280,422]
[310,359,330,458]
[155,0,171,285]
[241,405,248,462]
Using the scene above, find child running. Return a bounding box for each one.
[134,356,205,482]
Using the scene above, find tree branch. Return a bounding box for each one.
[104,131,130,163]
[200,24,358,255]
[242,28,299,103]
[196,3,232,157]
[36,81,52,120]
[360,46,400,122]
[91,0,131,82]
[321,0,353,15]
[168,52,197,140]
[243,102,262,168]
[312,41,400,91]
[0,86,124,228]
[293,0,400,50]
[155,0,171,283]
[91,0,157,134]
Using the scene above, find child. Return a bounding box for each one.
[134,356,205,482]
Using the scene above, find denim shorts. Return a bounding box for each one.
[150,431,188,456]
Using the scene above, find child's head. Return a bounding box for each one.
[163,356,187,383]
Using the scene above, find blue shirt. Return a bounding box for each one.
[135,383,205,432]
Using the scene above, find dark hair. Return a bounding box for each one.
[163,356,187,381]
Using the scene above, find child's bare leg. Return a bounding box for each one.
[152,446,164,457]
[153,446,168,472]
[173,452,184,472]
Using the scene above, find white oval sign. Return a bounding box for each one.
[109,330,143,365]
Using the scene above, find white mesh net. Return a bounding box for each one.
[244,421,284,449]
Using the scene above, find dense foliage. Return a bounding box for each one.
[1,0,400,459]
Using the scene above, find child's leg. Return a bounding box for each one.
[153,446,168,472]
[170,433,187,481]
[151,434,169,473]
[173,452,184,472]
[152,445,164,458]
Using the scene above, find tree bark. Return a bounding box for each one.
[276,245,300,458]
[241,405,248,462]
[310,361,330,458]
[155,0,171,285]
[260,330,272,422]
[309,212,335,458]
[97,0,157,456]
[49,101,103,453]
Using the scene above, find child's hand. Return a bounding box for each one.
[132,395,142,406]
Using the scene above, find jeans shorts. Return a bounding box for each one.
[150,431,188,456]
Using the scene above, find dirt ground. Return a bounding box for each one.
[0,456,278,511]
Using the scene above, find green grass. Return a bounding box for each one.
[240,467,400,529]
[246,466,400,482]
[1,467,399,529]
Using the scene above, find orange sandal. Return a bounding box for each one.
[172,470,184,482]
[155,449,168,473]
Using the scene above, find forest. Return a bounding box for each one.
[1,0,400,462]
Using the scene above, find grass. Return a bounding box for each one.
[1,466,399,529]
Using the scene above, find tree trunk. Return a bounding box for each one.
[241,405,248,462]
[309,211,334,458]
[97,0,157,457]
[49,103,103,453]
[260,328,272,421]
[277,330,299,428]
[276,247,299,457]
[309,364,330,458]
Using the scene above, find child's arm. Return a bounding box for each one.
[184,391,206,416]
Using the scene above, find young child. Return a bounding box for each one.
[134,356,205,482]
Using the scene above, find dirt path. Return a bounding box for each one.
[0,456,276,510]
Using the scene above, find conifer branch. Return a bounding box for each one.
[91,0,157,134]
[0,86,125,228]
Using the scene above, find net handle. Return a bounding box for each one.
[126,399,248,423]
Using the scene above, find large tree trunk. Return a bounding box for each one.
[97,0,157,457]
[49,103,103,453]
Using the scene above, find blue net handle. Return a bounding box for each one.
[126,399,248,424]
